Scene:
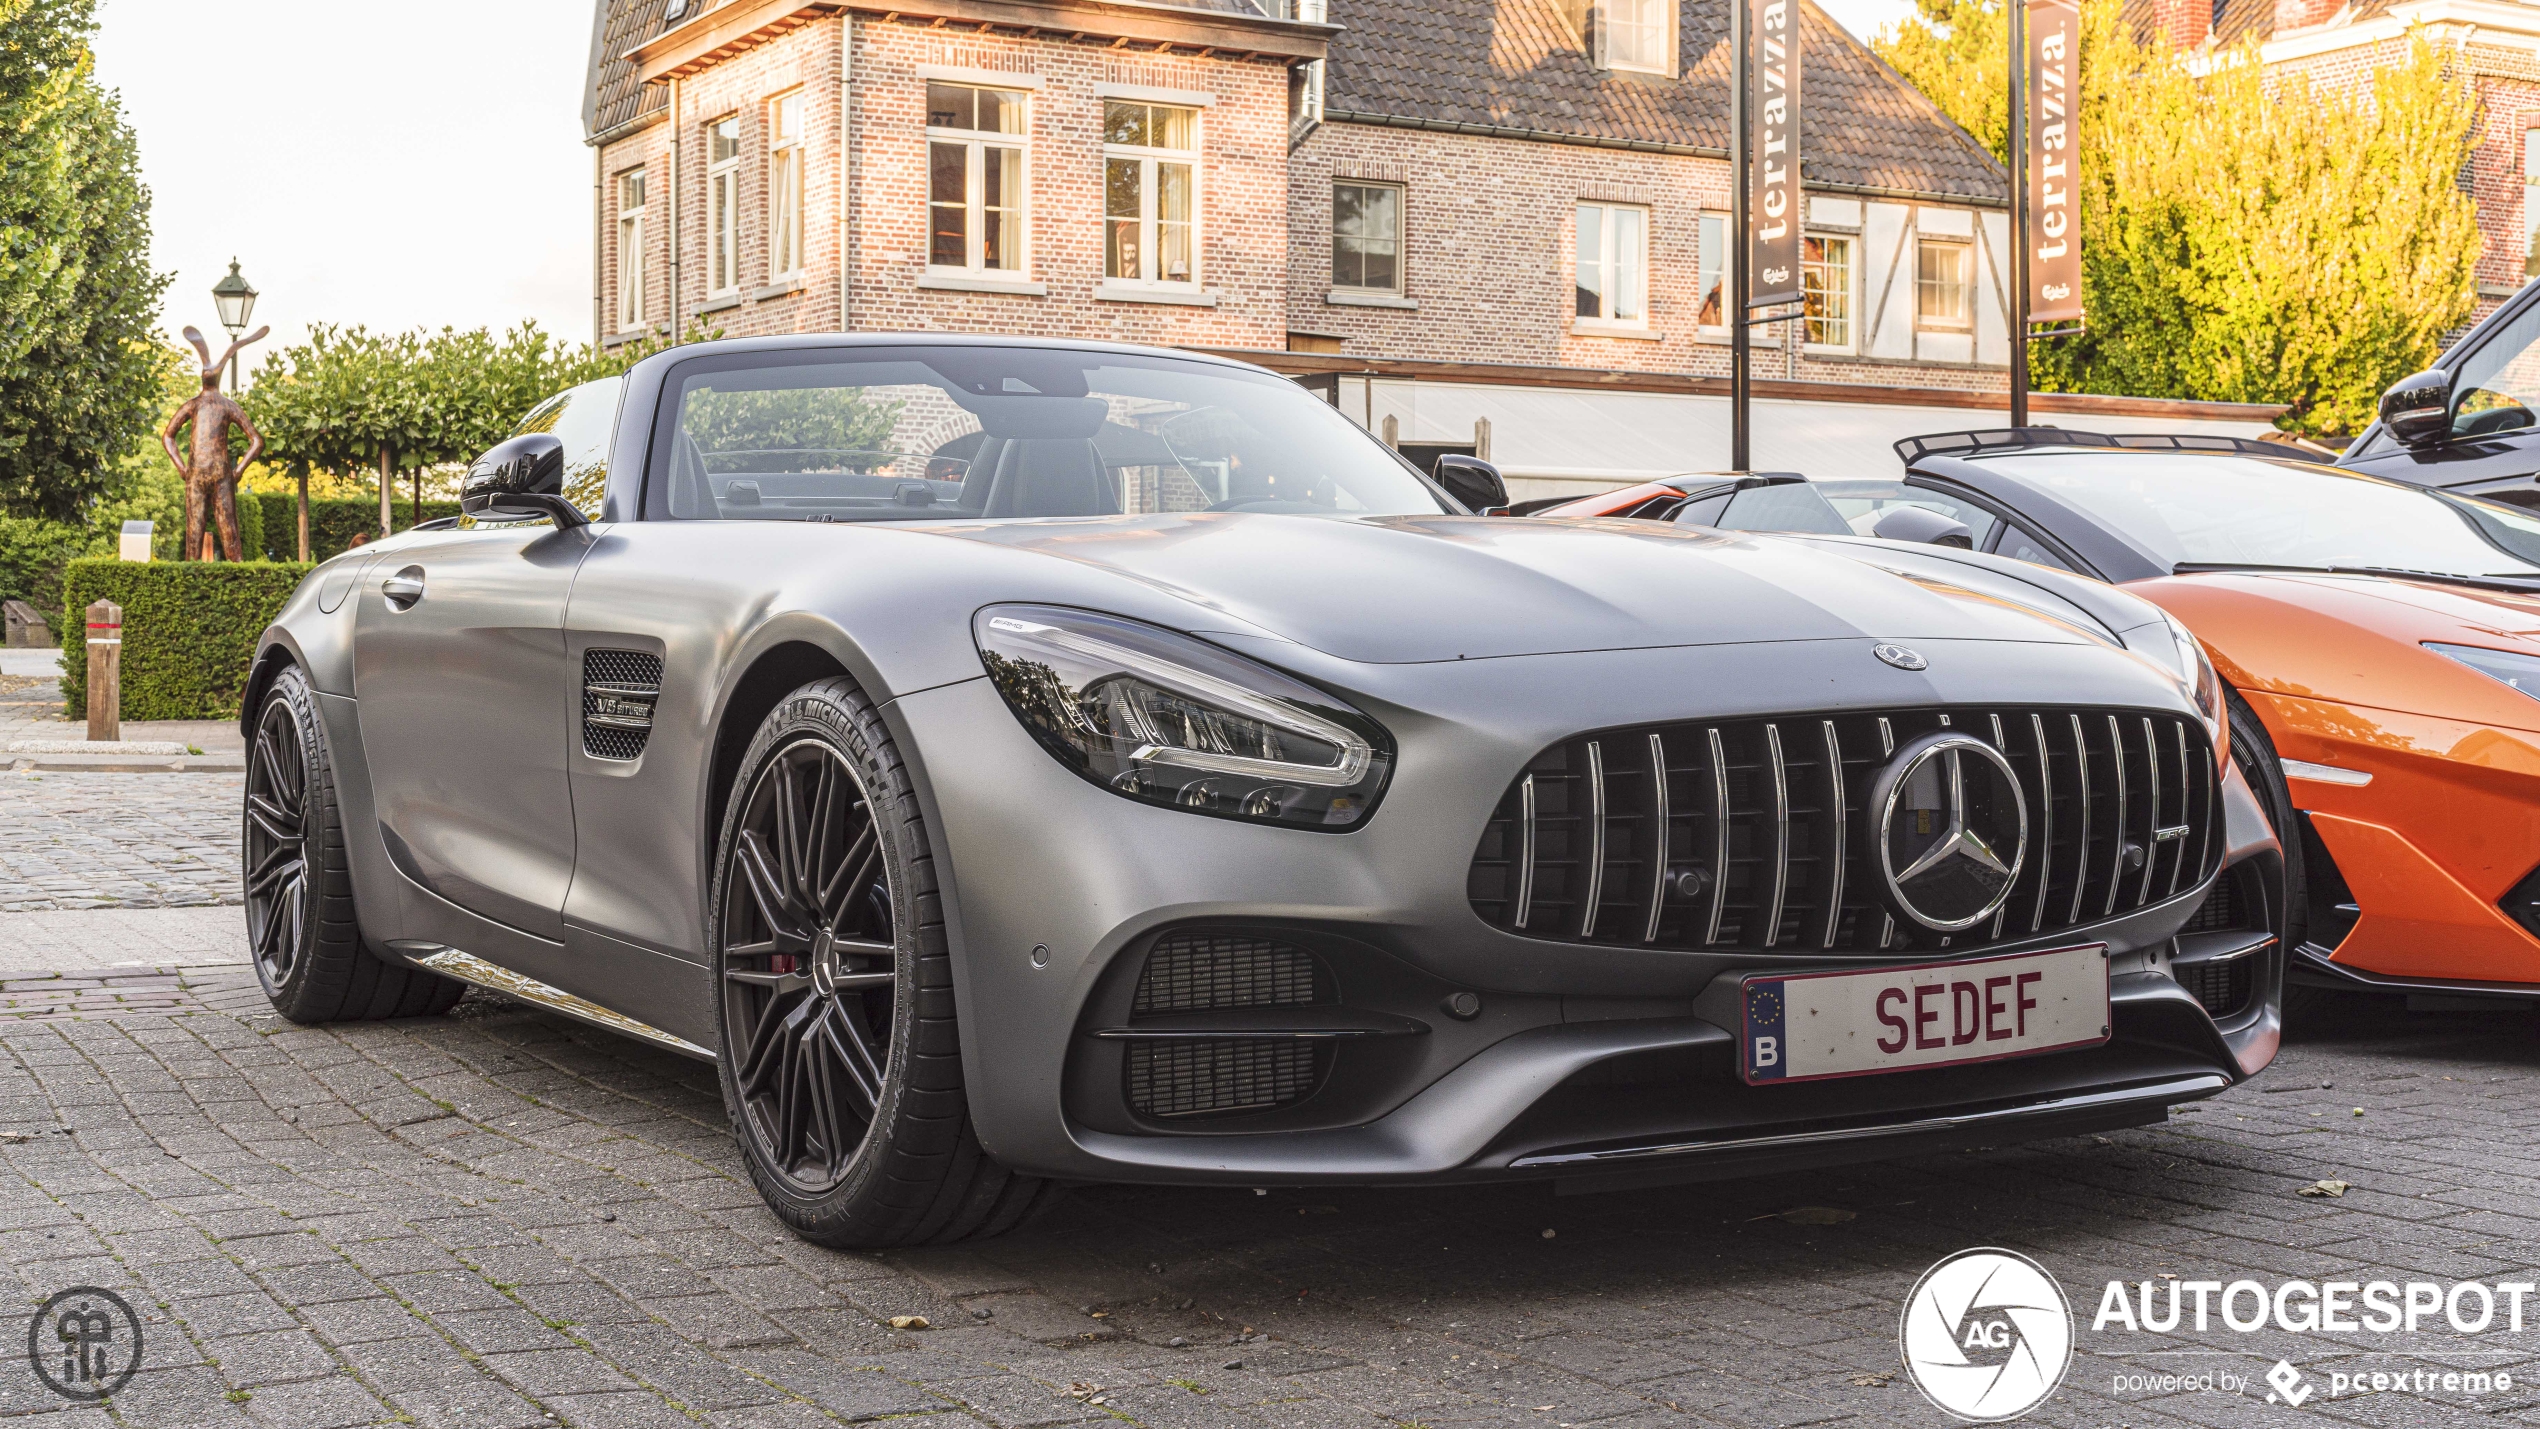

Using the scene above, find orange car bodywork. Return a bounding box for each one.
[2126,572,2540,988]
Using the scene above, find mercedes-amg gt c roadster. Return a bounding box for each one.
[240,335,2281,1245]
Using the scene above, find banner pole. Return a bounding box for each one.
[1730,0,1751,472]
[2010,0,2030,428]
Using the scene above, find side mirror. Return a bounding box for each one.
[1872,505,1975,549]
[1433,455,1510,515]
[2379,368,2454,447]
[462,433,589,528]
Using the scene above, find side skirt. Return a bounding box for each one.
[389,942,717,1060]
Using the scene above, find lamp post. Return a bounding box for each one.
[210,260,258,393]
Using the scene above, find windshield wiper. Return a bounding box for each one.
[2170,561,2333,575]
[2329,565,2540,593]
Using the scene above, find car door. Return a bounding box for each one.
[354,524,593,950]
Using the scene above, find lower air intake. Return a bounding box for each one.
[2175,957,2253,1018]
[1133,932,1329,1013]
[1126,1039,1323,1118]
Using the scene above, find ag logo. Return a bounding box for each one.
[1899,1248,2072,1422]
[26,1285,142,1401]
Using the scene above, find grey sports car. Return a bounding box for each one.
[241,334,2281,1246]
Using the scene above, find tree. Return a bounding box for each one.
[248,321,656,537]
[0,0,169,519]
[1877,2,2481,436]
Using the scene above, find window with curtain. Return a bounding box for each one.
[926,82,1027,274]
[1915,238,1971,331]
[1803,234,1852,348]
[1697,211,1726,330]
[768,91,804,280]
[1575,201,1648,324]
[706,115,741,295]
[615,169,646,333]
[1331,182,1402,292]
[1104,100,1199,285]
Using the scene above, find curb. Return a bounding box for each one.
[8,755,245,774]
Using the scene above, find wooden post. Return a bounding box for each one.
[296,464,311,562]
[378,446,394,537]
[85,599,121,744]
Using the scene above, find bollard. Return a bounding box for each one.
[85,599,121,743]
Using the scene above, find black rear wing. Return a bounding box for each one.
[1893,427,2336,467]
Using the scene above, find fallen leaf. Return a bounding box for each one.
[887,1315,931,1331]
[2296,1179,2351,1199]
[1779,1206,1857,1225]
[1849,1373,1893,1387]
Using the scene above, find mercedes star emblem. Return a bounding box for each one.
[1874,644,1928,671]
[1869,732,2029,931]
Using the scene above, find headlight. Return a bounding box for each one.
[974,604,1394,830]
[2136,612,2228,771]
[2426,641,2540,700]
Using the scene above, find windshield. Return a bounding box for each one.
[642,346,1444,522]
[1985,452,2540,577]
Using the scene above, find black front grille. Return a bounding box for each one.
[1467,706,2223,955]
[1126,1039,1323,1117]
[582,649,662,761]
[2176,957,2254,1017]
[1133,933,1328,1013]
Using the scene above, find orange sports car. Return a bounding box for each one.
[1543,434,2540,1004]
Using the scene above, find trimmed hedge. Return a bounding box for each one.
[60,558,313,721]
[251,493,457,563]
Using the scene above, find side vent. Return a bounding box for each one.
[1123,932,1334,1120]
[582,649,662,762]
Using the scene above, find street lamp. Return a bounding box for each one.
[210,259,258,391]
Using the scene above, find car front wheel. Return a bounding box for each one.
[710,676,1057,1246]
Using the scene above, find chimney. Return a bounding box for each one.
[2273,0,2338,31]
[2147,0,2212,48]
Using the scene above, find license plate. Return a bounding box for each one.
[1740,944,2110,1085]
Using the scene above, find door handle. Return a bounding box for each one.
[381,567,426,610]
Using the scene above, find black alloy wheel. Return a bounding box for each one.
[711,677,1056,1246]
[719,736,900,1193]
[244,694,313,993]
[241,665,465,1024]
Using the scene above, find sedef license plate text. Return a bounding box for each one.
[1741,943,2110,1084]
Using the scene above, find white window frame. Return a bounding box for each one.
[1573,200,1650,334]
[925,82,1031,278]
[767,90,805,282]
[706,114,741,297]
[1102,100,1203,291]
[1331,179,1404,296]
[2524,127,2540,279]
[1915,236,1973,333]
[615,168,647,334]
[1802,231,1856,353]
[1697,210,1729,338]
[1604,0,1676,74]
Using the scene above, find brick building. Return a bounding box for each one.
[2139,0,2540,317]
[583,0,2277,491]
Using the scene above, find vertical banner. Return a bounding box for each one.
[1748,0,1802,306]
[2025,0,2082,323]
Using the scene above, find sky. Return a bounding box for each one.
[93,0,1916,364]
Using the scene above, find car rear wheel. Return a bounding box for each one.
[244,665,465,1024]
[711,677,1058,1246]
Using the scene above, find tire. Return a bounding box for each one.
[2225,688,2331,1018]
[244,665,466,1025]
[710,677,1058,1247]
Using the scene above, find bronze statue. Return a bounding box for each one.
[160,325,269,562]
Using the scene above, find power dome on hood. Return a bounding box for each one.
[927,515,2116,664]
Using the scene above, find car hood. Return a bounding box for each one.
[2130,571,2540,732]
[925,513,2121,663]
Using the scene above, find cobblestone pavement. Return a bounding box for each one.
[0,924,2533,1428]
[0,774,242,910]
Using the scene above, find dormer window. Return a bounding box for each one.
[1606,0,1674,72]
